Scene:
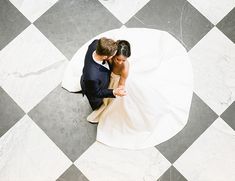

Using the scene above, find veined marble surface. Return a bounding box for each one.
[0,115,72,181]
[174,117,235,180]
[74,141,171,181]
[187,0,235,24]
[9,0,58,22]
[98,0,150,24]
[0,24,68,113]
[189,27,235,115]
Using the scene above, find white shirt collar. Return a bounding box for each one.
[92,51,110,70]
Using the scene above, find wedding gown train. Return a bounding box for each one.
[61,28,193,149]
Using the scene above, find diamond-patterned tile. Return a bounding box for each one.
[126,0,214,51]
[157,165,187,181]
[174,117,235,181]
[0,24,68,113]
[187,0,235,25]
[0,0,30,50]
[9,0,58,23]
[28,85,96,162]
[98,0,150,24]
[75,141,171,181]
[57,164,88,181]
[217,7,235,43]
[189,27,235,115]
[0,115,72,181]
[0,87,25,137]
[34,0,122,60]
[220,101,235,130]
[155,93,218,163]
[0,0,234,179]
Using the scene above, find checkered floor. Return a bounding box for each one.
[0,0,235,180]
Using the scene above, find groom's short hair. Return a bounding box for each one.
[96,37,117,56]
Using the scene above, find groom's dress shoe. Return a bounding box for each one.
[88,121,98,124]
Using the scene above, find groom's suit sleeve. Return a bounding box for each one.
[85,79,116,98]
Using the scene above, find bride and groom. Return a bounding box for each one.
[62,28,193,149]
[80,37,130,112]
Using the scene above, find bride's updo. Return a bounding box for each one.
[116,40,131,58]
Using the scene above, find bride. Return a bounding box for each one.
[61,28,193,149]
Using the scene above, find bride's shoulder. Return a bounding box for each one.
[121,61,129,78]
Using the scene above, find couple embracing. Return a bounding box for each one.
[62,29,193,149]
[80,37,131,113]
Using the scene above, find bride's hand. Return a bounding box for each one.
[118,85,125,89]
[113,87,127,97]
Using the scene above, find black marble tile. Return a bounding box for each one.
[155,93,218,163]
[57,164,88,181]
[220,101,235,130]
[28,85,96,162]
[0,0,30,50]
[0,87,25,137]
[126,0,214,51]
[217,8,235,43]
[157,165,187,181]
[34,0,122,60]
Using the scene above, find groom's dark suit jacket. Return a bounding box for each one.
[80,40,115,110]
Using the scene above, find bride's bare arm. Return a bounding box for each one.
[118,61,129,88]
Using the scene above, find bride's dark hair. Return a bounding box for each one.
[116,40,131,57]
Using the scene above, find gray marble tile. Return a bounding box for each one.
[56,164,88,181]
[125,0,214,51]
[0,0,30,50]
[217,7,235,43]
[220,101,235,130]
[0,87,25,137]
[34,0,122,60]
[157,165,187,181]
[155,93,218,163]
[28,85,96,162]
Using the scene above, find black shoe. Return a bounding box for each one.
[88,121,98,124]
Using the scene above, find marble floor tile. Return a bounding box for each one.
[0,24,68,113]
[0,0,30,50]
[217,7,235,43]
[98,0,150,24]
[220,101,235,130]
[0,87,25,137]
[173,117,235,181]
[0,115,72,181]
[157,165,187,181]
[156,93,218,163]
[57,164,88,181]
[189,27,235,115]
[125,0,214,51]
[9,0,58,23]
[34,0,122,60]
[74,141,171,181]
[187,0,235,25]
[28,85,97,162]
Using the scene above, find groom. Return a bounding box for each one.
[80,37,126,110]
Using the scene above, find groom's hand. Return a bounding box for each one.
[113,87,127,97]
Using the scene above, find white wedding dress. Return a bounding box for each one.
[61,28,193,149]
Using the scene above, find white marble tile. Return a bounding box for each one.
[187,0,235,24]
[0,115,72,181]
[189,27,235,115]
[98,0,150,24]
[0,24,68,113]
[9,0,58,22]
[174,117,235,181]
[74,141,171,181]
